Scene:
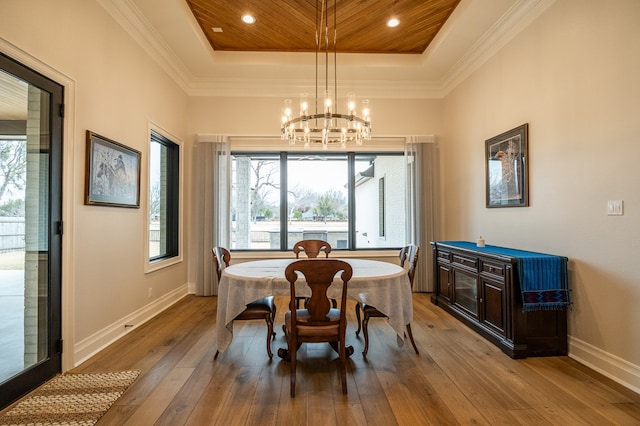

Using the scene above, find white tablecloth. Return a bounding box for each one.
[215,258,413,354]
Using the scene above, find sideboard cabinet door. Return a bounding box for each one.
[437,264,451,302]
[479,276,506,337]
[452,269,479,320]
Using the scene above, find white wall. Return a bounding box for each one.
[441,0,640,391]
[1,0,190,367]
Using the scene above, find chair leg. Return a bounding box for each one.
[265,316,274,358]
[290,336,297,397]
[355,302,362,336]
[277,324,291,361]
[405,323,419,355]
[362,315,370,357]
[271,305,277,339]
[339,339,347,394]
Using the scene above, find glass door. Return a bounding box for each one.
[0,53,63,409]
[453,269,478,318]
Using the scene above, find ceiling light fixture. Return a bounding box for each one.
[242,14,256,24]
[281,0,371,150]
[387,18,400,28]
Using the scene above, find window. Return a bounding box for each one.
[230,152,406,250]
[230,153,281,250]
[149,131,179,261]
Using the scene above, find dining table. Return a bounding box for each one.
[215,257,414,356]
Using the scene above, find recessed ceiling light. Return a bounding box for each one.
[387,18,400,28]
[242,14,256,24]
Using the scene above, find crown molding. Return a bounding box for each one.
[185,78,445,99]
[100,0,553,100]
[440,0,556,95]
[96,0,194,93]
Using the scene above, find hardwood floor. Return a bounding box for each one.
[32,295,640,424]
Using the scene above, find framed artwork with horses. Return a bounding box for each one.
[85,130,141,208]
[485,123,529,208]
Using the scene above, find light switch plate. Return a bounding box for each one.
[607,200,623,216]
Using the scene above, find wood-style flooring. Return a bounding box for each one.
[20,294,640,424]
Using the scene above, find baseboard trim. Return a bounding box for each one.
[73,284,189,367]
[569,335,640,394]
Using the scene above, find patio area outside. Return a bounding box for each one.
[0,251,25,383]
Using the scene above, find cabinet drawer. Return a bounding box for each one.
[452,254,478,271]
[482,262,505,278]
[437,250,450,261]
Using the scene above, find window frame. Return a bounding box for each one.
[230,150,405,252]
[379,176,386,238]
[145,126,182,272]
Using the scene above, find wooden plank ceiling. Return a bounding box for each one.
[185,0,461,54]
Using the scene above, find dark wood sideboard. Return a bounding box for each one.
[430,241,568,359]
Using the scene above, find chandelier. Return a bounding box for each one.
[281,0,371,149]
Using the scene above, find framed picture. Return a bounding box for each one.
[485,123,529,208]
[85,130,141,208]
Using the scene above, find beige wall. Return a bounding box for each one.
[441,0,640,388]
[1,0,190,366]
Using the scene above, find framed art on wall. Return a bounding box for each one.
[485,123,529,208]
[85,130,141,208]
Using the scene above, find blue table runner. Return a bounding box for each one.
[438,241,570,312]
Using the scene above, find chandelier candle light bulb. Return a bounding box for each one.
[348,93,356,115]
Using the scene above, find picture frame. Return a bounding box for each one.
[485,123,529,208]
[85,130,141,208]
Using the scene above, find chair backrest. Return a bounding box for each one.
[292,239,332,259]
[399,245,420,289]
[285,259,352,324]
[212,246,231,281]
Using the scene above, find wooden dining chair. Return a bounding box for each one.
[354,245,420,356]
[293,239,332,259]
[292,239,334,308]
[280,259,352,397]
[212,247,276,360]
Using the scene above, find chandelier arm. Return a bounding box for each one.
[284,113,369,126]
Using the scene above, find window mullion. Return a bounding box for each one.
[348,152,356,250]
[279,152,288,251]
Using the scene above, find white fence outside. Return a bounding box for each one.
[0,217,25,253]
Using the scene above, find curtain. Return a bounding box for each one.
[192,135,230,296]
[405,136,436,292]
